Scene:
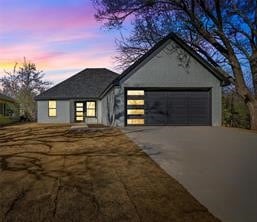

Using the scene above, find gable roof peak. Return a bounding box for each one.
[116,32,230,86]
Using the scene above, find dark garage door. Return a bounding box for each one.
[145,90,211,125]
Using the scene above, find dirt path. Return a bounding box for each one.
[0,124,220,222]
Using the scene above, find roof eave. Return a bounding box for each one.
[0,96,16,103]
[35,97,101,101]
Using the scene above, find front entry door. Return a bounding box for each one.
[75,102,85,122]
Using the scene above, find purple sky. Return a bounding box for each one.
[0,0,129,84]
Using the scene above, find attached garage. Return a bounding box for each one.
[144,90,211,125]
[115,33,230,127]
[125,89,211,126]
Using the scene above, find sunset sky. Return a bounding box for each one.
[0,0,128,84]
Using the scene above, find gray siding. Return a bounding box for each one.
[38,100,102,124]
[113,40,222,127]
[37,100,71,123]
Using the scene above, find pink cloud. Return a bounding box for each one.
[0,42,116,76]
[0,5,98,33]
[49,32,99,43]
[0,31,110,63]
[0,2,120,85]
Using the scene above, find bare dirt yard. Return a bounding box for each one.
[0,124,220,222]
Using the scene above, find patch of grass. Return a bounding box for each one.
[0,116,17,127]
[0,124,220,222]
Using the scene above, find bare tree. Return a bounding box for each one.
[0,58,52,120]
[93,0,257,130]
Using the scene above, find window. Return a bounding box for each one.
[127,119,144,125]
[127,90,144,96]
[126,89,145,125]
[127,100,144,105]
[86,101,96,117]
[48,101,57,117]
[75,102,84,122]
[76,112,84,116]
[76,117,84,121]
[76,107,83,112]
[127,109,144,115]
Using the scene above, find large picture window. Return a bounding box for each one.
[126,89,145,125]
[48,101,57,117]
[86,101,96,117]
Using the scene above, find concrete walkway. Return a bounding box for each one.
[123,126,257,222]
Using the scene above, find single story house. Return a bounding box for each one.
[35,33,230,126]
[0,93,19,125]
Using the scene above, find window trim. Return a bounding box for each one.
[48,100,57,117]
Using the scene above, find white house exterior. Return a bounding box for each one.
[36,33,229,126]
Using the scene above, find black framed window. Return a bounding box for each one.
[48,101,57,117]
[86,101,96,117]
[75,102,84,122]
[75,101,96,122]
[126,90,145,125]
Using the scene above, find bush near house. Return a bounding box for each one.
[0,116,17,126]
[0,98,19,126]
[223,91,250,129]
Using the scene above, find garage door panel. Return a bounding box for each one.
[167,92,187,124]
[145,91,167,124]
[144,90,211,125]
[188,91,210,125]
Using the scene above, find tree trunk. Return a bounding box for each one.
[249,51,257,96]
[228,53,257,130]
[247,100,257,130]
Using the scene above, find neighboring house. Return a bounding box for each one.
[35,33,230,126]
[0,93,19,125]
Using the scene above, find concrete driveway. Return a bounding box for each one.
[123,126,257,222]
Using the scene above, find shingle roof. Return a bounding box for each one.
[35,68,119,100]
[0,93,16,103]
